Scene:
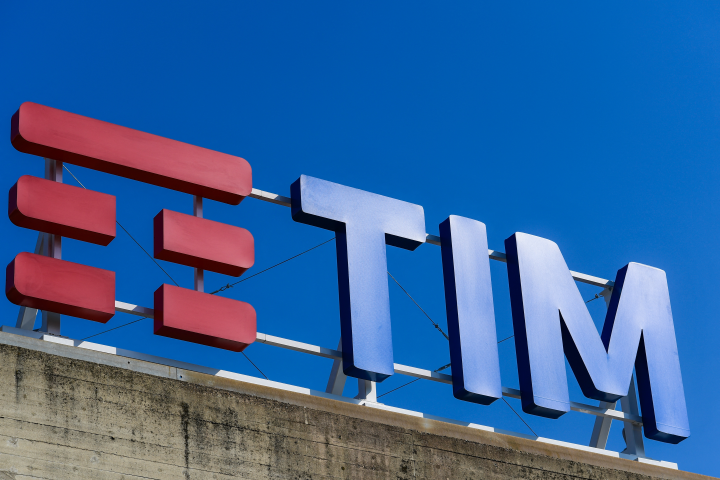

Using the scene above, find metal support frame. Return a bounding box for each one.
[14,185,659,463]
[589,399,617,449]
[325,339,347,395]
[110,299,644,424]
[620,378,646,457]
[356,378,377,403]
[260,185,646,457]
[325,337,377,402]
[247,188,616,287]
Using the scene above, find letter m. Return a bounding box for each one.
[505,232,690,444]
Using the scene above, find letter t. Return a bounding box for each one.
[291,175,426,382]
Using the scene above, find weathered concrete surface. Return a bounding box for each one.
[0,332,711,479]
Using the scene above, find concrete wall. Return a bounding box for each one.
[0,331,710,480]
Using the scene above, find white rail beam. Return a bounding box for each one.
[325,340,347,395]
[249,188,292,207]
[114,301,154,318]
[111,300,639,426]
[248,188,614,288]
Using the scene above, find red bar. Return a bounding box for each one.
[154,209,254,276]
[11,102,252,205]
[154,284,256,352]
[6,252,115,323]
[9,175,116,246]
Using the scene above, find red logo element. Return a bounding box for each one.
[7,102,257,351]
[154,284,256,352]
[9,175,116,246]
[12,102,252,204]
[154,209,254,277]
[6,252,115,323]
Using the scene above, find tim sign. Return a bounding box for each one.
[6,102,690,445]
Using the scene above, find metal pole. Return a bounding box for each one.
[40,159,62,335]
[325,339,347,395]
[15,233,45,330]
[325,337,377,402]
[620,377,646,457]
[356,378,377,403]
[589,399,617,449]
[248,189,615,289]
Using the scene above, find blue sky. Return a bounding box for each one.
[3,2,719,476]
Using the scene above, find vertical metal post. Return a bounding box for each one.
[325,339,347,395]
[16,233,46,330]
[327,337,376,402]
[193,196,204,292]
[589,399,617,449]
[41,158,62,335]
[356,378,377,403]
[620,377,646,457]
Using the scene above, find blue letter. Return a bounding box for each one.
[440,216,501,404]
[291,175,426,382]
[505,232,689,443]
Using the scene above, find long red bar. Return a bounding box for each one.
[154,209,254,276]
[6,252,115,323]
[154,284,256,352]
[9,175,116,246]
[11,102,252,205]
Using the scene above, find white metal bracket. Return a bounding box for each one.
[325,337,378,403]
[325,339,347,395]
[356,378,378,403]
[620,377,646,457]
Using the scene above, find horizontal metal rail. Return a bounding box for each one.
[390,364,640,424]
[111,299,638,424]
[249,188,614,288]
[249,188,293,207]
[114,301,154,318]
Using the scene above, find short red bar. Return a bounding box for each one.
[154,284,256,352]
[9,175,116,246]
[6,252,115,323]
[11,102,252,205]
[154,209,254,276]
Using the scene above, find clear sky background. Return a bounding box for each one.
[2,2,719,476]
